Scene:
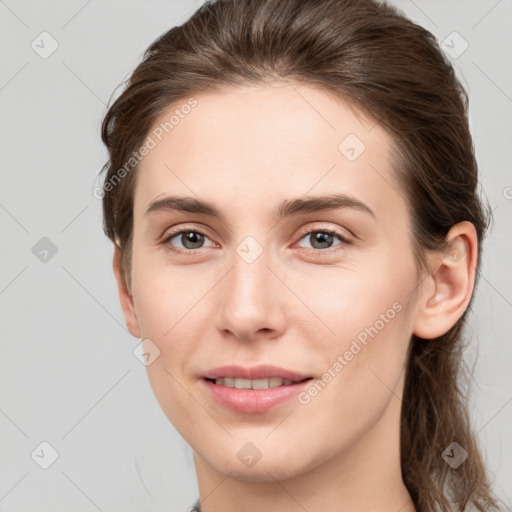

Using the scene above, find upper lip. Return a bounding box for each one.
[203,365,312,382]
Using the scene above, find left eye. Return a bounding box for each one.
[296,229,349,251]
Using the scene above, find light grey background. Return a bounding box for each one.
[1,1,511,511]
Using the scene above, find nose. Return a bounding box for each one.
[216,242,287,343]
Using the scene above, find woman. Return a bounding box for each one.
[98,0,505,510]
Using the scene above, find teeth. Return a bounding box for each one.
[212,377,300,389]
[252,378,272,389]
[268,377,283,388]
[235,378,252,389]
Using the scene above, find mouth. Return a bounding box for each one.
[201,365,314,413]
[204,376,313,389]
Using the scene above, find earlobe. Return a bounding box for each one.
[413,221,478,340]
[112,243,141,338]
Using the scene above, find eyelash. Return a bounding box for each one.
[161,226,351,255]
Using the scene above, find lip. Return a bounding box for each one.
[202,364,311,381]
[201,365,313,414]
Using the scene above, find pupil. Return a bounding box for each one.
[312,232,333,249]
[183,232,204,249]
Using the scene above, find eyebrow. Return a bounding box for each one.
[144,193,375,221]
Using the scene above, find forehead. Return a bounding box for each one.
[134,81,404,224]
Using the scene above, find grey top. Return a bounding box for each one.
[190,499,201,512]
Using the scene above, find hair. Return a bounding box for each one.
[98,0,505,510]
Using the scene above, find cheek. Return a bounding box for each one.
[130,255,214,392]
[131,257,204,339]
[132,274,201,436]
[293,295,411,464]
[300,261,414,402]
[292,261,404,338]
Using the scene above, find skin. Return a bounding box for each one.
[112,81,477,512]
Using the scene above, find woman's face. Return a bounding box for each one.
[125,81,422,481]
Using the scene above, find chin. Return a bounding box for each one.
[196,442,319,482]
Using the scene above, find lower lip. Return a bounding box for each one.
[202,378,312,414]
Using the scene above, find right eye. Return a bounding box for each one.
[162,229,216,254]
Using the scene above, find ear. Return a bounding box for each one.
[112,243,141,338]
[412,221,478,339]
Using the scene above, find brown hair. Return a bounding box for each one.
[98,1,504,510]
